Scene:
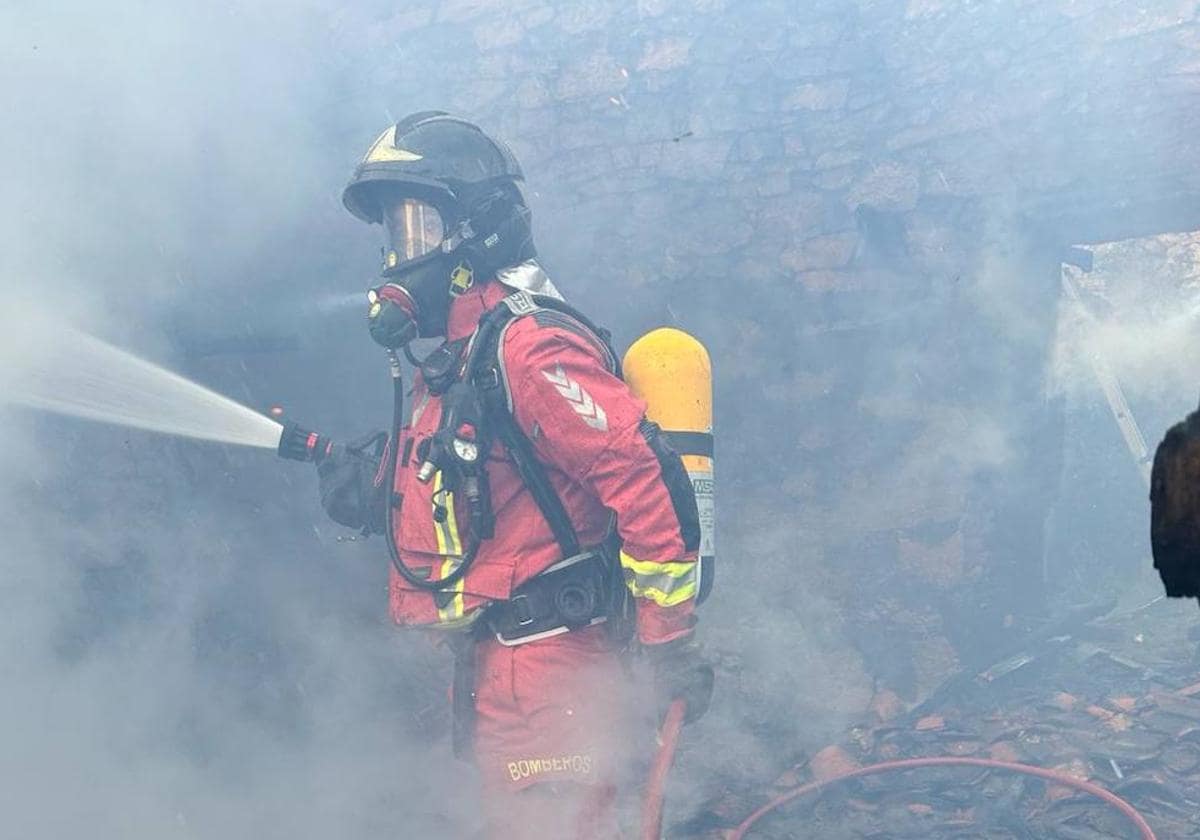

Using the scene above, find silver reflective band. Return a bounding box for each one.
[494,617,607,647]
[496,260,564,300]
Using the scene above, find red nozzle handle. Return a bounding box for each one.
[277,421,333,463]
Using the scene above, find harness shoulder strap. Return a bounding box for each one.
[466,292,619,561]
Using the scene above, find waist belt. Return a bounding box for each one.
[484,550,611,646]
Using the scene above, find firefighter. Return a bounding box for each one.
[319,111,713,837]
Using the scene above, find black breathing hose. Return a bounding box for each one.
[383,298,557,591]
[382,351,481,592]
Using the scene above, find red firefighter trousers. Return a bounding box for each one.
[471,624,631,839]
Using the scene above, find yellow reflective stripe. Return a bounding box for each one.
[625,577,698,607]
[619,552,694,579]
[619,551,697,607]
[432,611,480,631]
[432,472,465,623]
[432,472,464,557]
[437,556,465,622]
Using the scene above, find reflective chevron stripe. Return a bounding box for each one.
[542,363,608,431]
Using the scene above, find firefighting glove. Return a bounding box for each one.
[644,635,715,725]
[317,430,389,535]
[1151,405,1200,603]
[367,286,420,350]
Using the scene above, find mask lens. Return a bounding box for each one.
[383,198,444,268]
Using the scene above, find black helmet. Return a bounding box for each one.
[344,112,536,338]
[342,111,524,224]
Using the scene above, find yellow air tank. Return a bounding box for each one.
[624,328,715,602]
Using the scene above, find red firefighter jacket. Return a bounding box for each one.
[386,279,699,645]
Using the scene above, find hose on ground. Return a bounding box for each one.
[728,755,1157,840]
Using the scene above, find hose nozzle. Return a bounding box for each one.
[277,420,333,463]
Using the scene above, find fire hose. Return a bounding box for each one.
[640,718,1156,840]
[727,756,1157,840]
[640,699,687,840]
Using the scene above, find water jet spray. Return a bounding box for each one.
[2,315,300,453]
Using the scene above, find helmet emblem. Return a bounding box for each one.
[364,125,424,164]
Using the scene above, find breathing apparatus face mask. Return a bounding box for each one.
[374,196,470,340]
[383,197,445,269]
[368,188,536,344]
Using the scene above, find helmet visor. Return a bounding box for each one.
[382,198,445,270]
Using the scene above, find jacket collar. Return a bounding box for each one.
[445,261,563,341]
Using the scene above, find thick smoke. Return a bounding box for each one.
[4,1,1200,837]
[1045,234,1200,601]
[1054,235,1200,412]
[1,3,465,838]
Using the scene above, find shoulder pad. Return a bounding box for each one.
[484,294,619,412]
[503,302,617,375]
